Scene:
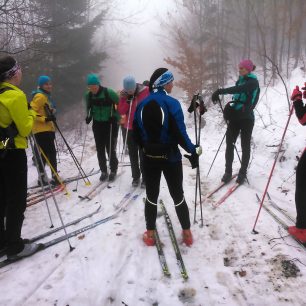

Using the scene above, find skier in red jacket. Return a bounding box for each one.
[288,85,306,242]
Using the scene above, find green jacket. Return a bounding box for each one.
[0,82,36,149]
[85,86,120,122]
[219,73,260,120]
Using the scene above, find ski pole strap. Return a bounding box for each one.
[174,197,185,207]
[146,197,157,206]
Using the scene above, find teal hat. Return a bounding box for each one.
[87,73,100,85]
[38,75,51,87]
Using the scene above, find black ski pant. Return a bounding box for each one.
[92,121,118,173]
[126,129,143,180]
[0,150,27,255]
[143,159,190,230]
[34,131,57,177]
[295,150,306,228]
[225,118,254,175]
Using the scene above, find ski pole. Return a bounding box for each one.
[206,131,226,177]
[45,104,90,185]
[38,147,69,195]
[120,97,133,163]
[29,135,54,228]
[188,94,204,226]
[108,106,114,175]
[54,134,60,164]
[252,104,294,233]
[194,99,199,225]
[31,133,75,251]
[197,102,204,227]
[73,123,89,192]
[53,120,90,185]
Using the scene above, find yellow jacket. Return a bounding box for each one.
[0,82,36,149]
[30,92,55,134]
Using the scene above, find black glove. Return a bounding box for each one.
[126,95,134,104]
[184,152,199,169]
[211,89,221,104]
[85,116,92,124]
[199,100,208,115]
[45,114,56,122]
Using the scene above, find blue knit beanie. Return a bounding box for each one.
[123,75,136,91]
[87,74,100,85]
[153,71,174,88]
[38,75,51,87]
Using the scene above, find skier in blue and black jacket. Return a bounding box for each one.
[133,68,202,247]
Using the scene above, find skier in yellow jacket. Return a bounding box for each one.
[30,76,58,186]
[0,55,40,259]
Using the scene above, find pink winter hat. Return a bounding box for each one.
[239,59,255,72]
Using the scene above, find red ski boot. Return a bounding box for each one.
[143,230,155,246]
[182,229,193,247]
[288,226,306,243]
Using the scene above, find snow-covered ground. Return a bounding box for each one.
[1,70,306,306]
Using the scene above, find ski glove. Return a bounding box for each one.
[184,145,202,169]
[45,114,56,122]
[211,89,221,104]
[302,83,306,99]
[85,116,92,124]
[291,86,302,101]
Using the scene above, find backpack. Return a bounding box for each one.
[88,87,113,107]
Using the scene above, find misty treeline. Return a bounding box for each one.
[0,0,110,116]
[162,0,306,100]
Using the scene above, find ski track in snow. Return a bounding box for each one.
[1,71,306,305]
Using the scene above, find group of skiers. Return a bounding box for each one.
[0,53,305,262]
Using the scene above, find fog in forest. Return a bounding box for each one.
[100,0,176,91]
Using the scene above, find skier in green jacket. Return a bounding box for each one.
[85,74,120,182]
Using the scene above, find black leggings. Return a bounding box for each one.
[126,129,143,180]
[34,131,57,175]
[0,150,27,254]
[144,160,190,230]
[92,121,118,173]
[225,119,254,175]
[295,150,306,228]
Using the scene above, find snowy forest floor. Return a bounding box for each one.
[0,70,306,306]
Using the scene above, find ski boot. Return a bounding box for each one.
[99,172,108,182]
[143,230,155,246]
[182,229,193,247]
[140,179,146,189]
[236,170,247,184]
[221,172,232,183]
[108,171,117,182]
[132,178,140,187]
[50,175,61,186]
[38,173,49,186]
[288,226,306,243]
[0,241,7,257]
[7,242,41,260]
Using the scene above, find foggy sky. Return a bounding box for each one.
[97,0,175,91]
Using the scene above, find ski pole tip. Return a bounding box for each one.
[252,229,259,235]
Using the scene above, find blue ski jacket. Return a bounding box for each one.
[133,88,195,163]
